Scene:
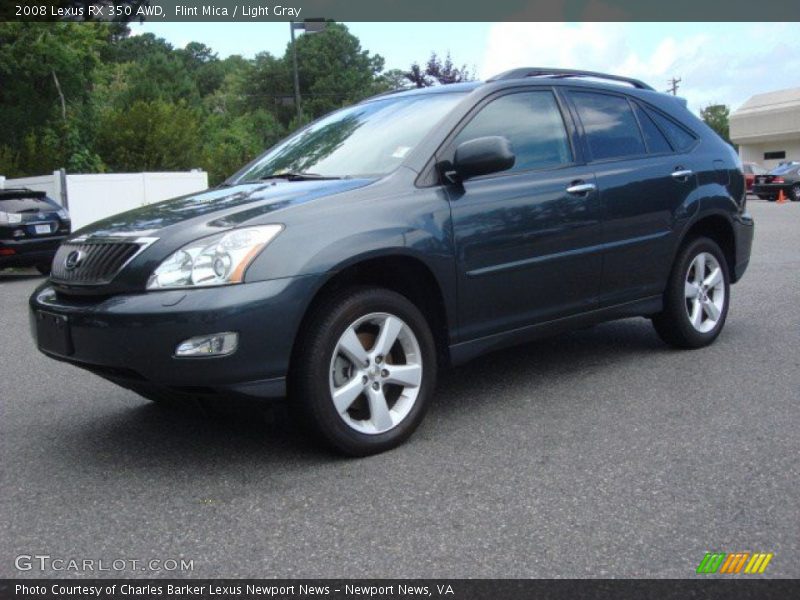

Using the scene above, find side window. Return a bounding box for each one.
[571,92,646,160]
[644,107,697,152]
[452,91,573,173]
[633,103,672,154]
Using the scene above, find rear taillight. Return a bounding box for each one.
[0,248,16,256]
[773,177,785,183]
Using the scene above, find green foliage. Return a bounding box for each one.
[700,104,732,145]
[96,100,202,171]
[0,22,438,184]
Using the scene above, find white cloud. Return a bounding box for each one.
[480,23,800,113]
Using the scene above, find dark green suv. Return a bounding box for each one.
[30,68,754,455]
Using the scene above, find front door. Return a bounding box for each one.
[442,89,604,342]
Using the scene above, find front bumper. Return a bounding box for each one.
[29,276,320,399]
[0,234,68,268]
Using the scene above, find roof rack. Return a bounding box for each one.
[486,68,654,91]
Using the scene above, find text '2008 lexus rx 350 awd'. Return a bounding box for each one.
[30,68,754,455]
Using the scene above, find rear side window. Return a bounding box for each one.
[633,103,672,154]
[452,90,573,173]
[644,107,697,152]
[571,92,646,161]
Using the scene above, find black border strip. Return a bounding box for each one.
[2,0,800,22]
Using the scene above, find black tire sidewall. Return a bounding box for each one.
[660,237,731,348]
[295,287,437,456]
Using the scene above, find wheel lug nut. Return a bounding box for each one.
[375,355,383,364]
[381,369,389,378]
[372,382,380,390]
[362,376,368,384]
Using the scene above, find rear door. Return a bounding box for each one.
[441,88,603,341]
[566,90,698,305]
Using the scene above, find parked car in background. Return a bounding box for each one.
[752,161,800,201]
[29,68,754,455]
[743,162,768,192]
[0,188,71,274]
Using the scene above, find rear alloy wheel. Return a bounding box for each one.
[294,287,436,456]
[652,237,730,348]
[791,184,800,202]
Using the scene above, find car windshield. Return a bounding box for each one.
[233,92,465,182]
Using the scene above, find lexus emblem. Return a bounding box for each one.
[64,250,85,271]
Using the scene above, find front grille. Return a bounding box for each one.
[51,240,142,285]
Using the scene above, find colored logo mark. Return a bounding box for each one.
[696,552,773,574]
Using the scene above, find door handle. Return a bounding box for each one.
[566,182,597,195]
[671,168,693,180]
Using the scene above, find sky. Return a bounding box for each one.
[133,22,800,113]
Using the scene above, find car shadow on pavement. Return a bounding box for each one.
[0,271,45,282]
[54,317,667,469]
[432,317,666,417]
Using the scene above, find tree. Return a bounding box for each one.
[405,52,474,88]
[0,22,109,174]
[700,104,731,145]
[0,21,394,182]
[377,68,412,91]
[95,100,202,172]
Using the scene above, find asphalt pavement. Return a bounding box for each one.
[1,200,798,579]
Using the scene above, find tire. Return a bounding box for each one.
[292,286,437,456]
[652,237,730,349]
[791,184,800,202]
[35,263,51,275]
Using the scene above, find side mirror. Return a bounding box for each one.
[450,136,515,182]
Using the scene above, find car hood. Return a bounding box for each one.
[74,178,376,239]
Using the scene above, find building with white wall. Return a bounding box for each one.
[730,87,800,170]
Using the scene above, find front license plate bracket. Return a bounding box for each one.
[36,311,74,356]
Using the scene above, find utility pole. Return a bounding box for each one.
[667,76,682,96]
[289,20,327,124]
[290,22,302,122]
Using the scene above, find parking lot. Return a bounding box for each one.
[1,200,798,579]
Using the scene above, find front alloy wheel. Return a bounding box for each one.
[330,313,423,435]
[294,287,436,456]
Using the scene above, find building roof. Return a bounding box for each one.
[730,87,800,144]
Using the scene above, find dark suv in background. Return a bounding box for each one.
[1,188,71,274]
[29,68,754,455]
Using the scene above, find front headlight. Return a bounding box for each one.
[57,209,70,220]
[147,225,283,290]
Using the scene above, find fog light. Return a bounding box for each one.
[175,332,238,357]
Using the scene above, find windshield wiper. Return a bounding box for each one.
[258,172,342,182]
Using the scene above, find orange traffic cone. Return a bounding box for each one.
[777,189,787,204]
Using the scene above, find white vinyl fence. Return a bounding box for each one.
[0,170,208,230]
